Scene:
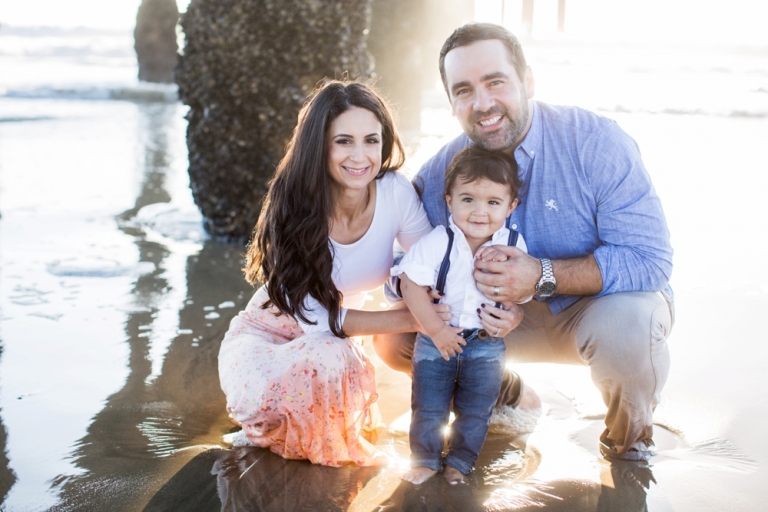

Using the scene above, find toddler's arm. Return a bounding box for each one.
[400,273,466,361]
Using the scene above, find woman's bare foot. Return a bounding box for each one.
[401,466,438,485]
[443,465,466,485]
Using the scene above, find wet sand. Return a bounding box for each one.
[1,79,768,510]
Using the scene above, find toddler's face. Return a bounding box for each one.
[446,177,518,248]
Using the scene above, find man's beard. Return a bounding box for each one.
[468,99,529,152]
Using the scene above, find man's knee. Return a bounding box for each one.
[577,292,672,370]
[372,332,416,376]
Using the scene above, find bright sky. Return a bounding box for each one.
[0,0,765,46]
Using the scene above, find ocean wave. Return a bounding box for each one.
[0,25,132,37]
[596,105,768,118]
[9,46,135,59]
[46,258,156,278]
[119,202,208,245]
[2,84,178,103]
[0,116,56,123]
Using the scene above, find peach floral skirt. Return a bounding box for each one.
[218,286,386,467]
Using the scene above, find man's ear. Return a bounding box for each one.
[524,66,535,99]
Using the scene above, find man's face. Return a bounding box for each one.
[443,39,534,152]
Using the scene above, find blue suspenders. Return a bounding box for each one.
[432,227,519,306]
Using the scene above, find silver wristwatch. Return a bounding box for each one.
[535,258,557,297]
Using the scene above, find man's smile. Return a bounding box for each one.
[478,115,503,128]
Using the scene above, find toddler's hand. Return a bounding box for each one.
[429,324,466,361]
[476,246,509,263]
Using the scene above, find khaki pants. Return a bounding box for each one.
[372,291,674,457]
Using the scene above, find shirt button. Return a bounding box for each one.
[511,224,517,229]
[530,150,535,156]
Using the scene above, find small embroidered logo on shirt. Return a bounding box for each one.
[545,199,559,211]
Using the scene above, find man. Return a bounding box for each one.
[375,23,673,461]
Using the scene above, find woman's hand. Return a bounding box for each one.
[478,301,523,339]
[427,289,452,325]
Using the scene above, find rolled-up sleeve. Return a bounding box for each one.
[589,125,673,296]
[391,226,446,287]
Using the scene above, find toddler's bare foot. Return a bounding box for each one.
[401,466,438,485]
[443,465,466,485]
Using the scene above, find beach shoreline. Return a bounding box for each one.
[1,28,767,509]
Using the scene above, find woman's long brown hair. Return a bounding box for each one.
[244,80,405,337]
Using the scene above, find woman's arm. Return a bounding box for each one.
[342,292,452,337]
[342,307,419,336]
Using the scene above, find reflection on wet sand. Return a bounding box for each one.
[0,403,15,504]
[144,446,382,511]
[142,434,662,511]
[50,239,250,509]
[46,104,253,509]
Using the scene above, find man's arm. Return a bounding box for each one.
[474,249,602,304]
[477,119,670,304]
[587,124,672,296]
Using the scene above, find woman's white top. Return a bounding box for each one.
[296,172,432,334]
[391,215,528,330]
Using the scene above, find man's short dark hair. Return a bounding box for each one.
[444,145,521,200]
[439,23,527,95]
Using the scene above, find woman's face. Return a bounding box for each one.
[326,106,383,194]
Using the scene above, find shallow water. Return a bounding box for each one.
[1,34,768,510]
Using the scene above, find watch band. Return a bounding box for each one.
[536,258,556,297]
[540,258,554,282]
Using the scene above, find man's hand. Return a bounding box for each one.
[429,324,467,361]
[474,246,541,304]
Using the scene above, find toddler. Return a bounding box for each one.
[391,145,527,485]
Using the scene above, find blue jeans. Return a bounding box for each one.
[410,329,506,475]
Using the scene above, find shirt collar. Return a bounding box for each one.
[448,215,511,250]
[516,100,542,160]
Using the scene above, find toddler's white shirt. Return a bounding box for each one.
[391,216,528,330]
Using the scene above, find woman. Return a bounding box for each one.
[218,80,516,467]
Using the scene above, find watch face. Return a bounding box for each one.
[538,281,556,296]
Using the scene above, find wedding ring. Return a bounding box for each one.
[495,327,501,337]
[493,286,500,297]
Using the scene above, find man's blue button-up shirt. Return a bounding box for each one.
[414,101,673,315]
